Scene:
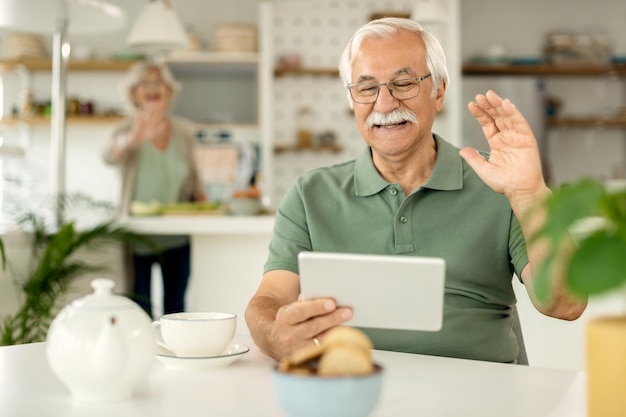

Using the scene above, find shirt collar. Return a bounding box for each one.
[354,134,464,197]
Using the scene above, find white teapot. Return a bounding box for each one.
[46,278,155,403]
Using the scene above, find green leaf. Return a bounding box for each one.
[600,189,626,229]
[537,179,605,243]
[567,233,626,296]
[0,238,6,271]
[0,192,153,345]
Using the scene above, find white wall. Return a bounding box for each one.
[44,1,260,60]
[460,0,626,62]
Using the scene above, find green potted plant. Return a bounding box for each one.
[533,177,626,417]
[0,194,151,346]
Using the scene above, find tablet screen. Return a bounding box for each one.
[298,251,445,331]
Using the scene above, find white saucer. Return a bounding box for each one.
[156,344,250,371]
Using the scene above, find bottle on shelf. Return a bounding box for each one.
[19,89,35,117]
[296,107,314,148]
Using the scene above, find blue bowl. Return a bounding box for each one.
[271,364,384,417]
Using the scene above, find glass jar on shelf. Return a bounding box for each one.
[296,106,314,148]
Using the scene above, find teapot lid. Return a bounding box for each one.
[70,278,137,310]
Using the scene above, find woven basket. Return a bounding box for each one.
[213,23,258,53]
[4,31,47,59]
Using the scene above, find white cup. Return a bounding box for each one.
[152,312,236,358]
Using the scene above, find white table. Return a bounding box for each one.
[0,334,586,417]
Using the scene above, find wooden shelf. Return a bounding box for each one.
[0,53,260,73]
[463,63,626,77]
[465,63,626,130]
[274,143,343,154]
[547,116,626,128]
[369,11,411,20]
[274,67,339,77]
[276,62,626,78]
[1,115,125,126]
[0,58,138,72]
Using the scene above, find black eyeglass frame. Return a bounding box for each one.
[346,73,432,104]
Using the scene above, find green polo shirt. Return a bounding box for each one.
[265,135,529,363]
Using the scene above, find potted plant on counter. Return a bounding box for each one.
[0,194,151,345]
[533,178,626,417]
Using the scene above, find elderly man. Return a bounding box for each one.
[245,17,586,363]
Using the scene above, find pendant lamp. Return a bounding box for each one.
[126,0,188,55]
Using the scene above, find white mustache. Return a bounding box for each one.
[365,109,417,129]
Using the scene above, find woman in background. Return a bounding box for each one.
[103,61,206,317]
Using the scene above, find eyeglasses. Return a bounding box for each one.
[347,74,432,104]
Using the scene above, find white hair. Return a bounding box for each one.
[123,60,181,108]
[338,17,449,104]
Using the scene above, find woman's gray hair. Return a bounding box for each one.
[123,60,181,108]
[338,17,449,102]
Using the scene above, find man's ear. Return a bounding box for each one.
[435,82,446,112]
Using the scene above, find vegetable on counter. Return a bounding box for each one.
[130,201,222,216]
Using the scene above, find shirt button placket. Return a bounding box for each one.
[394,209,414,253]
[389,185,413,252]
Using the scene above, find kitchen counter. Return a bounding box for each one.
[120,215,275,333]
[118,214,275,235]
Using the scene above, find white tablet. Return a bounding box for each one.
[298,251,445,331]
